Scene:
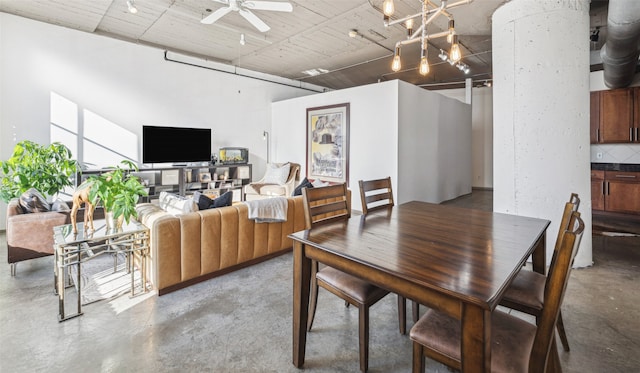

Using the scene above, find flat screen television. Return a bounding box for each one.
[142,125,211,164]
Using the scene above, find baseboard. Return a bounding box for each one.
[472,187,493,192]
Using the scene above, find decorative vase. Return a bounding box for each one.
[105,211,124,230]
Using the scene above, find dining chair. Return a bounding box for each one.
[499,193,580,352]
[358,176,418,334]
[409,210,585,373]
[303,183,403,373]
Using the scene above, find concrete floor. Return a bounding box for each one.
[1,191,639,372]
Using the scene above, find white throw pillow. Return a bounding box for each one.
[159,191,198,215]
[263,163,291,185]
[311,179,329,188]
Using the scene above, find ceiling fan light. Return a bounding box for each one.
[126,0,138,14]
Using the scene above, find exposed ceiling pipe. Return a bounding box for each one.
[600,0,640,89]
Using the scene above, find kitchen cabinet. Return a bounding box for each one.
[590,91,600,143]
[600,88,635,143]
[591,169,640,214]
[591,170,605,211]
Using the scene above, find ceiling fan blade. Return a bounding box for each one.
[244,1,293,12]
[201,7,233,24]
[239,9,270,32]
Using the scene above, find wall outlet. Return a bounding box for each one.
[596,152,603,159]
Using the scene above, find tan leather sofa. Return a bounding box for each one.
[6,199,70,276]
[136,196,306,295]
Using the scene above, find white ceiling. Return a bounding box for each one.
[0,0,606,90]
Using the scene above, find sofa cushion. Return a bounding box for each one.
[159,191,198,215]
[263,163,291,185]
[293,177,314,196]
[193,191,234,209]
[18,188,50,213]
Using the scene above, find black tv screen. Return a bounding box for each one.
[142,125,211,164]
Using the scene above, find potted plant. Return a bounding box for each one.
[0,140,78,203]
[87,160,148,228]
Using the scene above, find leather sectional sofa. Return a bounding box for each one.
[136,196,306,295]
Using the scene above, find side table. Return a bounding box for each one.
[53,219,150,321]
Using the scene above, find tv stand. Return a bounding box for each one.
[78,164,252,203]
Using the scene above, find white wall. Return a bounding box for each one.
[0,13,321,229]
[590,70,640,163]
[438,87,493,189]
[272,79,472,212]
[397,81,472,204]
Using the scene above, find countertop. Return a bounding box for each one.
[591,163,640,172]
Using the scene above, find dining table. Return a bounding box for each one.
[290,200,551,372]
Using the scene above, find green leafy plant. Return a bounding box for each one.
[87,160,148,225]
[0,140,78,203]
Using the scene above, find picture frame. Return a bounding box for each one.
[199,172,212,183]
[306,103,350,184]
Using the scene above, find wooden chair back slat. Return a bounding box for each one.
[302,183,350,228]
[359,177,394,215]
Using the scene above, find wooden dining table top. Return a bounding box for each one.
[290,200,552,311]
[290,200,552,372]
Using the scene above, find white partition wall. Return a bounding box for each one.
[272,80,472,213]
[492,0,592,267]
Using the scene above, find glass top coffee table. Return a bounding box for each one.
[53,219,150,321]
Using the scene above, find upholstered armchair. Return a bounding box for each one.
[6,199,70,276]
[244,162,300,201]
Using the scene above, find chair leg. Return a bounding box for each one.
[557,310,570,352]
[359,305,370,373]
[10,263,16,276]
[412,301,420,322]
[398,295,407,335]
[412,342,425,373]
[307,260,319,332]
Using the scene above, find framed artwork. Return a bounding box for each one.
[306,103,350,184]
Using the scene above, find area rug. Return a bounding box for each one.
[70,252,142,305]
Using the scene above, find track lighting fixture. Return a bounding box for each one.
[384,0,470,77]
[126,0,138,14]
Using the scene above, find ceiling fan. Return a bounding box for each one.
[201,0,293,33]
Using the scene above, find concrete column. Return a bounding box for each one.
[492,0,592,267]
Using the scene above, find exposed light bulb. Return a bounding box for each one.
[126,0,138,14]
[391,47,401,72]
[447,19,455,43]
[383,0,395,16]
[449,34,462,62]
[419,56,430,76]
[406,19,414,37]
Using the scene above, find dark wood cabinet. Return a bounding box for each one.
[591,169,640,214]
[590,91,600,143]
[604,171,640,214]
[600,88,634,142]
[591,170,605,211]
